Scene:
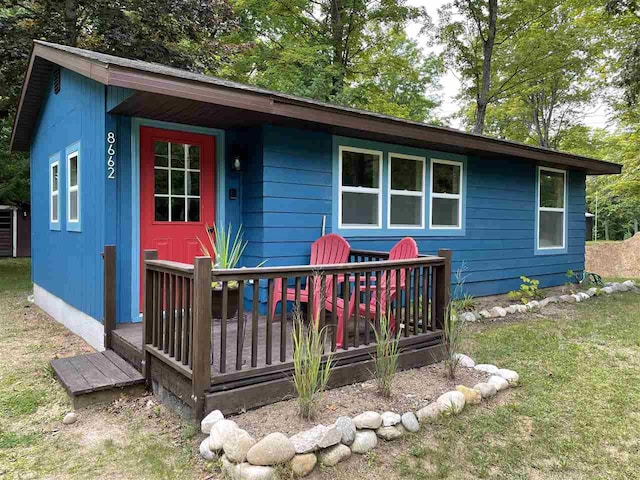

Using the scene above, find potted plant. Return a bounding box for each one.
[197,223,252,319]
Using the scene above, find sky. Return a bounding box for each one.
[405,0,611,130]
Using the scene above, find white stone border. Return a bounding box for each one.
[198,354,519,479]
[34,284,105,351]
[460,280,637,323]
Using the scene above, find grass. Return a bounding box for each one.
[0,258,32,292]
[586,240,623,246]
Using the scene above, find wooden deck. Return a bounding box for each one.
[51,350,145,408]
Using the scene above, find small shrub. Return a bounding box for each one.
[508,276,543,304]
[372,315,400,398]
[291,304,333,420]
[453,293,476,312]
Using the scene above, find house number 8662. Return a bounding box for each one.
[107,131,116,179]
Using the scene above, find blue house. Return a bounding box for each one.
[11,41,621,351]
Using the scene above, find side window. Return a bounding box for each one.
[339,147,382,228]
[388,153,425,228]
[430,159,463,229]
[66,142,81,231]
[537,167,566,250]
[49,154,61,230]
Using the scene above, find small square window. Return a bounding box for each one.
[339,147,382,227]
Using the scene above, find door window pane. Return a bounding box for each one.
[391,195,422,226]
[188,198,200,222]
[154,169,168,194]
[433,163,460,194]
[171,170,185,195]
[342,192,378,225]
[187,145,200,170]
[540,171,564,208]
[171,197,186,222]
[170,143,185,168]
[155,197,169,221]
[391,157,422,191]
[341,150,379,188]
[187,172,200,196]
[432,198,459,227]
[539,211,564,248]
[154,141,168,167]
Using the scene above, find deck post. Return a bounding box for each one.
[142,250,158,388]
[435,249,452,330]
[191,256,212,420]
[102,245,116,350]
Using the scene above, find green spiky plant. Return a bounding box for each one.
[291,302,333,420]
[372,313,400,398]
[443,264,472,380]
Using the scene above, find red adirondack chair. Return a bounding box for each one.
[333,237,419,346]
[270,233,351,319]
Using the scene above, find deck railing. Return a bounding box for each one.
[142,248,451,419]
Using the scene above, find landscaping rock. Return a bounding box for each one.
[223,429,256,463]
[487,375,509,391]
[623,280,636,289]
[318,444,351,467]
[437,391,466,415]
[586,287,599,297]
[289,453,317,477]
[460,311,477,322]
[490,306,507,318]
[526,300,540,310]
[236,463,276,480]
[381,411,402,427]
[478,310,491,319]
[545,296,560,304]
[289,425,341,454]
[577,292,590,301]
[246,432,295,466]
[474,364,499,374]
[455,385,481,405]
[221,455,238,478]
[210,419,239,451]
[200,437,216,460]
[612,282,626,292]
[453,353,475,368]
[401,412,420,433]
[63,412,78,425]
[416,403,441,423]
[515,304,528,313]
[496,368,519,386]
[201,409,224,434]
[559,294,576,303]
[334,416,356,446]
[351,430,378,454]
[376,425,405,441]
[601,286,615,294]
[473,382,498,399]
[571,294,582,302]
[505,305,517,314]
[353,411,382,430]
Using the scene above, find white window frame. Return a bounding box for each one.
[338,145,383,229]
[536,166,566,250]
[429,158,463,229]
[67,151,80,224]
[50,160,60,224]
[387,152,426,229]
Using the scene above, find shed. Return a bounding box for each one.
[0,205,31,258]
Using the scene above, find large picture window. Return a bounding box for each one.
[339,146,382,228]
[430,159,463,229]
[537,167,566,249]
[388,153,425,228]
[50,159,60,225]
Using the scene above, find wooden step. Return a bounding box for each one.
[51,350,145,408]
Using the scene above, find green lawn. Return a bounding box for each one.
[1,259,639,479]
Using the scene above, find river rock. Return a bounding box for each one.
[437,391,465,414]
[381,411,402,427]
[460,311,477,322]
[236,463,276,480]
[63,412,78,425]
[201,409,224,434]
[334,416,356,445]
[496,368,519,386]
[210,419,239,451]
[601,286,614,294]
[473,382,497,399]
[526,300,540,310]
[487,375,509,391]
[623,280,636,289]
[490,306,507,318]
[289,425,341,454]
[401,412,419,433]
[289,453,317,477]
[515,304,528,313]
[559,294,576,302]
[246,432,295,466]
[200,437,216,460]
[478,310,491,319]
[586,287,598,297]
[453,353,475,368]
[318,444,351,467]
[353,411,382,430]
[455,385,481,405]
[351,430,377,454]
[223,428,256,463]
[376,425,405,441]
[571,294,582,302]
[474,363,499,374]
[505,305,517,314]
[416,403,441,423]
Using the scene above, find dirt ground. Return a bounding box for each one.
[471,284,574,312]
[586,233,640,278]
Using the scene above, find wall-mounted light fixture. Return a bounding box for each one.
[231,152,242,172]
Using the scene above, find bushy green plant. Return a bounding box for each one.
[372,314,400,398]
[453,293,476,312]
[508,276,543,304]
[291,304,333,420]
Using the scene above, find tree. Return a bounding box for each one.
[606,0,640,108]
[226,0,442,121]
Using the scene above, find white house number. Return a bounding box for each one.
[107,131,116,179]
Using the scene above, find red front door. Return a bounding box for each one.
[140,127,215,305]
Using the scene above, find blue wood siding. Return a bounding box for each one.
[30,68,106,319]
[247,125,586,297]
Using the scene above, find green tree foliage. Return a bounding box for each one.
[225,0,442,122]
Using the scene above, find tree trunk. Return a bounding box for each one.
[472,0,498,135]
[634,219,638,234]
[329,0,345,98]
[63,0,80,46]
[604,220,609,241]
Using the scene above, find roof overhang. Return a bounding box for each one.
[11,41,622,176]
